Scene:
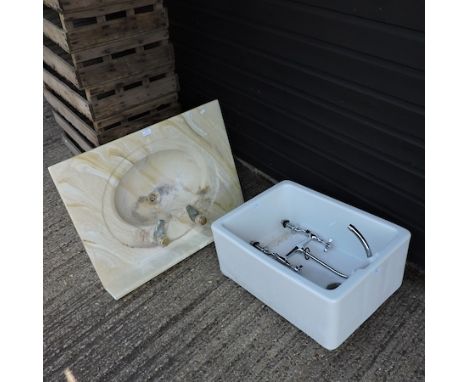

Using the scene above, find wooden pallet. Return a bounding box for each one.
[45,0,151,13]
[43,0,167,54]
[51,91,181,153]
[43,63,179,122]
[44,83,180,144]
[43,34,173,89]
[43,0,182,151]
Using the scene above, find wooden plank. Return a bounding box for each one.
[44,30,171,90]
[89,72,178,120]
[62,0,160,20]
[66,9,168,52]
[72,28,168,62]
[43,68,92,119]
[43,45,79,87]
[55,0,161,13]
[53,111,95,151]
[43,87,99,145]
[62,133,84,155]
[79,44,174,88]
[43,18,69,52]
[86,63,174,96]
[99,103,181,142]
[94,92,178,130]
[44,0,61,12]
[45,85,180,145]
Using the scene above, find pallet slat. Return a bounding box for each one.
[53,111,94,151]
[62,132,84,155]
[52,96,181,152]
[66,9,168,51]
[44,0,61,12]
[51,0,161,13]
[77,42,174,88]
[63,0,160,19]
[72,29,168,63]
[43,87,99,145]
[45,83,180,143]
[99,103,181,142]
[94,92,179,130]
[43,68,91,119]
[43,17,69,52]
[88,72,178,120]
[44,32,173,89]
[43,45,79,87]
[44,63,178,122]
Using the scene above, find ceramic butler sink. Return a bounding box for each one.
[212,181,411,350]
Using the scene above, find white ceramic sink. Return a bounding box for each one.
[212,181,411,350]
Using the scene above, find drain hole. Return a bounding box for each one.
[326,282,341,290]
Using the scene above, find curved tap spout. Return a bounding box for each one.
[348,224,373,258]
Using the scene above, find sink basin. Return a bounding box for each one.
[103,142,221,249]
[114,149,211,227]
[212,180,410,350]
[49,100,243,299]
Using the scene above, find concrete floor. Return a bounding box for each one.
[43,100,424,381]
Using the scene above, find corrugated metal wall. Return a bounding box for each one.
[165,0,425,267]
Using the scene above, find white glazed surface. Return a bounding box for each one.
[212,180,410,350]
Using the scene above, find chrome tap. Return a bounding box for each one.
[290,246,348,279]
[282,220,333,252]
[250,241,303,273]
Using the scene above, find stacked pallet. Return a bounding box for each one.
[43,0,180,153]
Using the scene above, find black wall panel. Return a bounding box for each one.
[165,0,425,268]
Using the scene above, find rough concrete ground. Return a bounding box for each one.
[43,100,424,381]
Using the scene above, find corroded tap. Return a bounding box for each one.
[186,205,207,225]
[153,219,169,247]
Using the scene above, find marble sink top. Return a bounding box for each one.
[49,100,243,299]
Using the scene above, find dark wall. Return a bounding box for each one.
[165,0,425,268]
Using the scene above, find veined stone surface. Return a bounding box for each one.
[49,100,243,299]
